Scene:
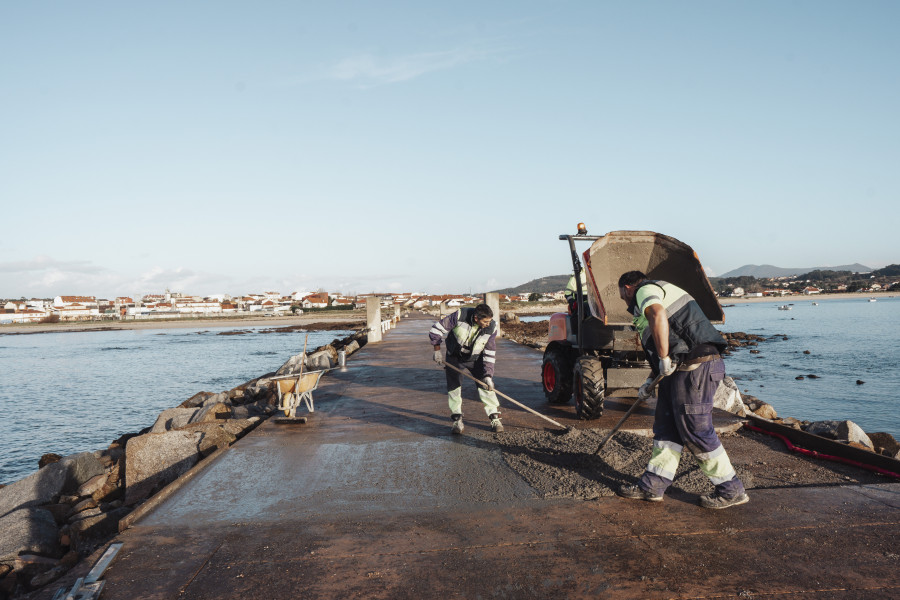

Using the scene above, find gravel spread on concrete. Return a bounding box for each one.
[468,426,889,500]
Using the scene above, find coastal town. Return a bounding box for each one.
[0,290,546,324]
[2,265,898,325]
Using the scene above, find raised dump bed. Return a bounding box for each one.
[583,230,723,325]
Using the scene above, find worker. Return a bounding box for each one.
[429,303,503,434]
[564,269,587,317]
[616,271,749,509]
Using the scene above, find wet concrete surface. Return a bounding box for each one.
[38,314,900,599]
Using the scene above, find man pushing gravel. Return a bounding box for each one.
[616,271,749,509]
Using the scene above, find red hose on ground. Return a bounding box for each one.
[743,423,900,480]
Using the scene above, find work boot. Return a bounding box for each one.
[699,491,749,509]
[489,413,504,433]
[617,483,663,502]
[451,414,464,434]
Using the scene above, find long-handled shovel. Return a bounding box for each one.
[441,361,567,430]
[594,372,665,454]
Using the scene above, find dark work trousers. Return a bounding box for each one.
[639,357,746,499]
[444,354,500,417]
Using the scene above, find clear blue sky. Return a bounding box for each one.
[2,1,897,299]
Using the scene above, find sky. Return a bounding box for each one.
[2,1,898,299]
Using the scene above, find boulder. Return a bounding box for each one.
[276,353,306,376]
[712,376,747,417]
[124,431,202,505]
[306,350,334,370]
[68,507,131,555]
[150,407,199,433]
[180,391,216,408]
[752,403,778,420]
[201,392,230,407]
[0,452,105,518]
[869,432,900,459]
[187,401,232,425]
[230,402,272,421]
[179,422,239,457]
[343,340,360,356]
[804,420,874,449]
[0,508,62,562]
[76,473,108,498]
[38,454,62,469]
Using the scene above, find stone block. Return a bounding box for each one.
[0,508,62,562]
[69,507,131,555]
[752,403,778,420]
[805,420,873,449]
[0,452,105,518]
[713,376,747,417]
[187,401,232,425]
[306,350,334,370]
[150,407,199,433]
[124,431,202,505]
[869,432,900,459]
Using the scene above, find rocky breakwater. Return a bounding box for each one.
[0,328,368,599]
[720,331,900,461]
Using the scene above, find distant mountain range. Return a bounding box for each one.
[715,264,873,279]
[492,263,877,294]
[493,275,570,295]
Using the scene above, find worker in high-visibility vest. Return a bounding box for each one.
[429,303,502,434]
[616,270,749,510]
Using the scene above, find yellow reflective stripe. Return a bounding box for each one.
[696,445,737,484]
[646,441,682,480]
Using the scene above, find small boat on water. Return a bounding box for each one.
[812,302,818,305]
[778,305,792,310]
[869,298,877,302]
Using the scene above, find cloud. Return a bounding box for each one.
[326,44,508,87]
[0,255,107,275]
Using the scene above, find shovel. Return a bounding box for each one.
[441,361,567,430]
[594,372,665,454]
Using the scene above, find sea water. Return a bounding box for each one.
[0,325,351,484]
[522,297,899,435]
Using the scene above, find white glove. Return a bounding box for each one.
[658,356,676,377]
[483,376,494,391]
[433,350,443,366]
[637,377,655,401]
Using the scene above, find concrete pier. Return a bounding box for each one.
[42,313,900,599]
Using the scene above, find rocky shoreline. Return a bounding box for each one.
[0,327,369,599]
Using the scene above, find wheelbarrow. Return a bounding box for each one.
[272,370,327,422]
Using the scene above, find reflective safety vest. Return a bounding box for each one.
[630,280,726,362]
[429,308,497,367]
[564,269,586,301]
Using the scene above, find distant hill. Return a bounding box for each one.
[718,264,873,278]
[493,274,570,295]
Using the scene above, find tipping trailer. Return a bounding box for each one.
[541,226,724,419]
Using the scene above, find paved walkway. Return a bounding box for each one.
[45,314,900,599]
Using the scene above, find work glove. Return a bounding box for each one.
[658,356,676,377]
[637,377,655,401]
[482,376,494,391]
[433,350,443,366]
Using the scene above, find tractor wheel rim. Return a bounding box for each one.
[542,363,556,391]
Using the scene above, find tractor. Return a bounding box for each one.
[541,225,724,419]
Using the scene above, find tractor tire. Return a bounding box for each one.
[574,356,605,420]
[541,345,574,405]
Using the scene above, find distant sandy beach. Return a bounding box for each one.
[725,291,895,304]
[0,311,368,335]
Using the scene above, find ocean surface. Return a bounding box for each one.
[0,325,352,484]
[523,296,899,435]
